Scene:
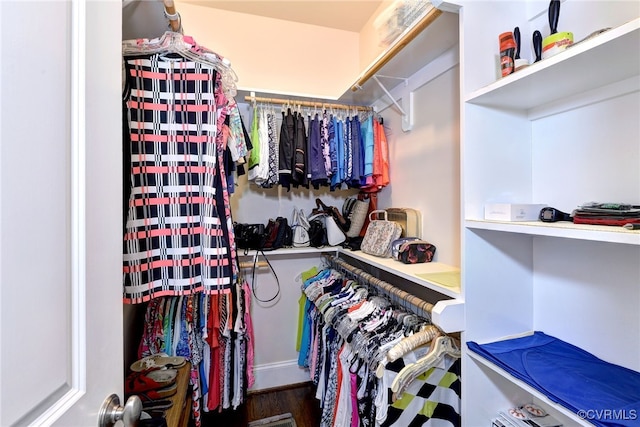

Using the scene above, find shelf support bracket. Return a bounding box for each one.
[372,75,413,132]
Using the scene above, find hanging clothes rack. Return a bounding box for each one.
[325,255,435,320]
[299,255,462,426]
[243,94,372,112]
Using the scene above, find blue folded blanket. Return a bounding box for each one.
[467,331,640,427]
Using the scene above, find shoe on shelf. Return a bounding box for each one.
[125,369,177,394]
[136,383,178,402]
[130,353,186,372]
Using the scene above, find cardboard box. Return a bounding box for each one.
[484,203,547,221]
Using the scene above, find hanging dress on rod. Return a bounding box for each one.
[122,32,254,426]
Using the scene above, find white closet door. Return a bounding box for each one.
[0,1,123,425]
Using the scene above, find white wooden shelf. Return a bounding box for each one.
[467,350,590,426]
[337,249,464,333]
[338,249,462,299]
[465,219,640,246]
[465,18,640,110]
[238,247,464,332]
[338,9,459,106]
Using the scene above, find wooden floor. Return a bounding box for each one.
[200,382,322,427]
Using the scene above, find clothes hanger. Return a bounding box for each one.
[122,31,238,97]
[375,325,441,378]
[390,335,461,399]
[123,31,226,72]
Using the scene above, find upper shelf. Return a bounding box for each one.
[465,219,640,246]
[465,17,640,110]
[237,5,459,107]
[338,9,459,106]
[338,248,461,299]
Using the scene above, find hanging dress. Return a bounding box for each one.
[122,54,233,304]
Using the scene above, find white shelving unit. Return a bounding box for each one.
[460,2,640,426]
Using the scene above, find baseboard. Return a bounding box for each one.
[249,359,311,392]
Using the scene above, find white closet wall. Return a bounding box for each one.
[377,65,461,267]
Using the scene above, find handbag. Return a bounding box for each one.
[360,210,402,258]
[291,207,311,247]
[308,214,328,248]
[397,240,436,264]
[262,217,292,251]
[233,222,266,252]
[343,196,370,238]
[308,212,346,247]
[314,198,350,233]
[325,214,346,246]
[391,237,422,260]
[386,207,422,238]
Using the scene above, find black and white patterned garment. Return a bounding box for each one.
[122,54,233,303]
[380,354,461,427]
[265,111,279,188]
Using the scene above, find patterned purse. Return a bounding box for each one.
[397,240,437,264]
[391,237,422,260]
[360,210,403,258]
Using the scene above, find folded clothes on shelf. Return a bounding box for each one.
[468,331,640,427]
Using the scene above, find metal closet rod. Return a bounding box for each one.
[163,0,181,32]
[244,95,372,112]
[351,7,443,92]
[326,255,435,318]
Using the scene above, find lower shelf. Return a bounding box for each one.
[467,351,589,425]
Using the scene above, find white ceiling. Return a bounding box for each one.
[176,0,384,32]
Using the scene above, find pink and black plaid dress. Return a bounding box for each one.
[122,53,234,303]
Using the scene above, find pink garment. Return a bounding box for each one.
[206,295,221,411]
[243,281,256,388]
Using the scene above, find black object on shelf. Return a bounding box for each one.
[533,30,543,62]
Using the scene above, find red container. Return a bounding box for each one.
[499,31,516,77]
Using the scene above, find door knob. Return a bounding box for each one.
[98,394,142,427]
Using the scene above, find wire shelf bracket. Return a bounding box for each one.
[371,75,414,132]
